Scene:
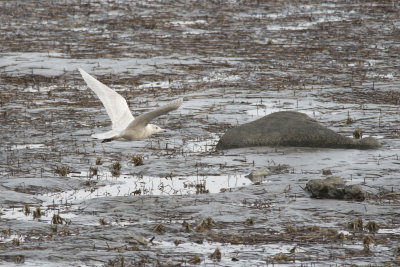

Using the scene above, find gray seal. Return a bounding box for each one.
[216,111,381,150]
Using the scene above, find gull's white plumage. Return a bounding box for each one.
[78,68,183,142]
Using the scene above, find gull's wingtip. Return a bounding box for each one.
[176,97,184,106]
[171,98,184,109]
[78,68,87,75]
[91,133,101,139]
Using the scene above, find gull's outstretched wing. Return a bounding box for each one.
[127,98,183,129]
[78,68,134,130]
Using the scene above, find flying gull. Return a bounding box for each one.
[78,68,183,143]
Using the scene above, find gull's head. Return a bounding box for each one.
[149,124,166,134]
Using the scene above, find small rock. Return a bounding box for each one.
[245,170,270,183]
[305,176,365,201]
[125,235,148,245]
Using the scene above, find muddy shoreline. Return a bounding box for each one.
[1,0,400,266]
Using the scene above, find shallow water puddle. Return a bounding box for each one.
[378,227,400,235]
[10,144,46,150]
[67,172,252,196]
[1,201,76,224]
[0,234,25,245]
[0,172,252,225]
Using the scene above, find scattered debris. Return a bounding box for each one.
[32,207,43,219]
[353,128,363,139]
[55,165,70,177]
[182,220,192,232]
[348,218,363,231]
[336,232,347,241]
[196,217,216,232]
[268,164,290,174]
[365,221,379,233]
[96,157,103,165]
[174,240,183,246]
[23,204,30,216]
[322,169,332,175]
[345,111,354,125]
[132,189,141,195]
[110,161,121,177]
[52,214,64,225]
[209,248,221,261]
[270,253,293,263]
[11,238,20,246]
[130,154,144,166]
[245,218,255,226]
[195,182,209,194]
[363,236,376,252]
[153,223,166,234]
[84,179,97,187]
[89,166,98,177]
[188,255,201,265]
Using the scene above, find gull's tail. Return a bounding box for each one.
[91,129,121,140]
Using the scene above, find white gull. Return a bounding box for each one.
[78,68,183,143]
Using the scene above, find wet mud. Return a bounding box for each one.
[1,0,400,266]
